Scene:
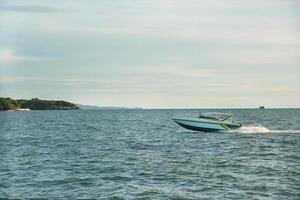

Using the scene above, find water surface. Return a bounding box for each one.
[1,109,299,199]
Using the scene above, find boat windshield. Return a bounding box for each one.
[199,112,232,121]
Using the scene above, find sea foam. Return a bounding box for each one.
[232,125,300,134]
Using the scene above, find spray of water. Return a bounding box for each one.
[230,125,300,134]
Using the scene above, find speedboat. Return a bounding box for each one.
[173,112,242,132]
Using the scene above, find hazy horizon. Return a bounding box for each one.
[1,0,299,108]
[2,96,300,109]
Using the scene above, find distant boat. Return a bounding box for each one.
[173,112,242,132]
[259,106,265,109]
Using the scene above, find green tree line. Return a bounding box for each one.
[0,97,80,111]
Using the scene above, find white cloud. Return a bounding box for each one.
[150,66,219,78]
[0,50,46,63]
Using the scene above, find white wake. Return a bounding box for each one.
[231,125,300,134]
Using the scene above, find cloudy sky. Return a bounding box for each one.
[0,0,299,108]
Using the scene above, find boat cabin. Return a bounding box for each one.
[199,112,233,121]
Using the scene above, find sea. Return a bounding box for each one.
[0,109,299,199]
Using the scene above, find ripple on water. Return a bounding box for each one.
[0,109,300,199]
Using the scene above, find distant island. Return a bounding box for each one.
[0,97,80,111]
[76,104,143,110]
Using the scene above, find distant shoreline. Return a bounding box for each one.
[76,104,143,110]
[1,97,298,111]
[0,97,80,111]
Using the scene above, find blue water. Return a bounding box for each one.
[1,109,300,199]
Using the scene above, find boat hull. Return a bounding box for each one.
[173,118,241,132]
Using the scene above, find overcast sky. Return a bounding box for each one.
[0,0,299,108]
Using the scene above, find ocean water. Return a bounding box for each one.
[0,109,299,199]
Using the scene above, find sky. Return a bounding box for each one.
[0,0,299,108]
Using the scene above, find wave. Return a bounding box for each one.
[230,125,300,134]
